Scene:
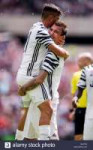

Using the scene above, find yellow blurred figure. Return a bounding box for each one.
[72,71,87,108]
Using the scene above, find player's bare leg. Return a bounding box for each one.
[15,108,28,140]
[38,100,53,140]
[38,100,53,125]
[18,108,28,130]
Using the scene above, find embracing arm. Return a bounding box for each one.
[36,28,69,59]
[18,71,48,96]
[48,43,69,59]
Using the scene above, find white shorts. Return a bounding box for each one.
[16,73,51,107]
[83,119,93,140]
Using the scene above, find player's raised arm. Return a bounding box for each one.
[48,43,69,59]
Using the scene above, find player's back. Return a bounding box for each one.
[19,23,40,75]
[17,22,54,77]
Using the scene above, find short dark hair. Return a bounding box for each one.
[42,3,61,19]
[55,20,68,36]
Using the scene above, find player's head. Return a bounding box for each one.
[78,52,93,69]
[49,20,67,45]
[42,3,62,27]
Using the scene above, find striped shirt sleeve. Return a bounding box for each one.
[36,28,54,48]
[77,68,86,89]
[40,51,59,73]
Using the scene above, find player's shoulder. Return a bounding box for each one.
[34,22,50,36]
[29,22,45,31]
[83,64,93,71]
[35,22,46,30]
[29,22,49,37]
[33,22,44,27]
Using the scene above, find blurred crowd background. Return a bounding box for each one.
[0,0,93,140]
[0,0,93,16]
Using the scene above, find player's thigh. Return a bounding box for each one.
[16,74,34,108]
[28,85,50,104]
[16,73,34,86]
[21,93,32,108]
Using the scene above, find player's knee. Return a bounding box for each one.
[38,100,53,118]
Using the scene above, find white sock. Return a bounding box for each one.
[15,129,24,140]
[38,125,50,140]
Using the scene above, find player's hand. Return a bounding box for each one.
[64,51,69,60]
[57,35,65,45]
[18,86,26,96]
[69,108,75,121]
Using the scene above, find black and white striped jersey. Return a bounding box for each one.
[78,64,93,89]
[40,51,60,74]
[18,22,54,76]
[78,64,93,118]
[41,51,64,101]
